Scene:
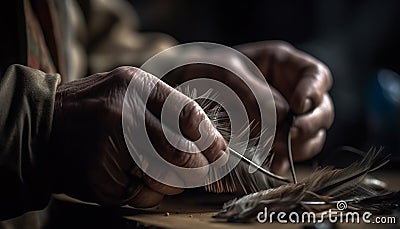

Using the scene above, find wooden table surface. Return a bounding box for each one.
[124,167,400,229]
[1,166,399,229]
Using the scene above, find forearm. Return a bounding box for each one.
[0,64,60,220]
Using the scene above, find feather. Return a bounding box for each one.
[176,85,289,194]
[176,86,399,222]
[202,104,289,194]
[213,147,399,222]
[349,191,400,214]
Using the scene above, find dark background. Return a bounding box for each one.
[129,0,400,166]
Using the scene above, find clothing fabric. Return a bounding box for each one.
[0,0,176,225]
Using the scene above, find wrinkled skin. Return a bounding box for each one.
[49,66,228,208]
[178,41,334,174]
[49,41,334,208]
[238,41,334,174]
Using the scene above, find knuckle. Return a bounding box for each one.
[205,136,227,161]
[313,88,324,105]
[181,101,205,131]
[272,44,293,60]
[129,188,164,208]
[317,63,333,88]
[178,152,203,168]
[270,40,294,51]
[112,66,138,83]
[309,62,333,90]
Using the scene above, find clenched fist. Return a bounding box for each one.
[177,41,334,175]
[237,41,334,174]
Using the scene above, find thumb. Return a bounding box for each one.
[271,86,290,124]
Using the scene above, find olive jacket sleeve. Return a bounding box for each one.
[0,64,60,220]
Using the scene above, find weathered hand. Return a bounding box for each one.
[49,66,227,208]
[236,41,334,174]
[177,41,334,175]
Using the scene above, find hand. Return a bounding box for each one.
[49,66,227,208]
[177,41,334,175]
[236,41,334,174]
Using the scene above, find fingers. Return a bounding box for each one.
[273,91,331,162]
[273,47,332,115]
[270,156,289,176]
[271,88,333,163]
[291,129,326,161]
[270,86,290,123]
[140,72,228,164]
[271,129,325,173]
[178,99,228,164]
[238,41,333,115]
[270,47,332,114]
[127,185,164,208]
[126,177,185,208]
[273,128,326,163]
[125,173,183,208]
[145,108,210,169]
[290,62,333,114]
[290,94,334,139]
[124,165,183,208]
[143,175,184,195]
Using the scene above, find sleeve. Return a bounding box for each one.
[0,64,60,220]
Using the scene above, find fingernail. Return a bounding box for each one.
[302,98,312,113]
[290,126,299,139]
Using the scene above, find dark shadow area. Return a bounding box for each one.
[131,0,400,166]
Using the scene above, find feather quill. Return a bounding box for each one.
[202,104,288,194]
[213,148,399,222]
[177,86,399,222]
[176,85,288,194]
